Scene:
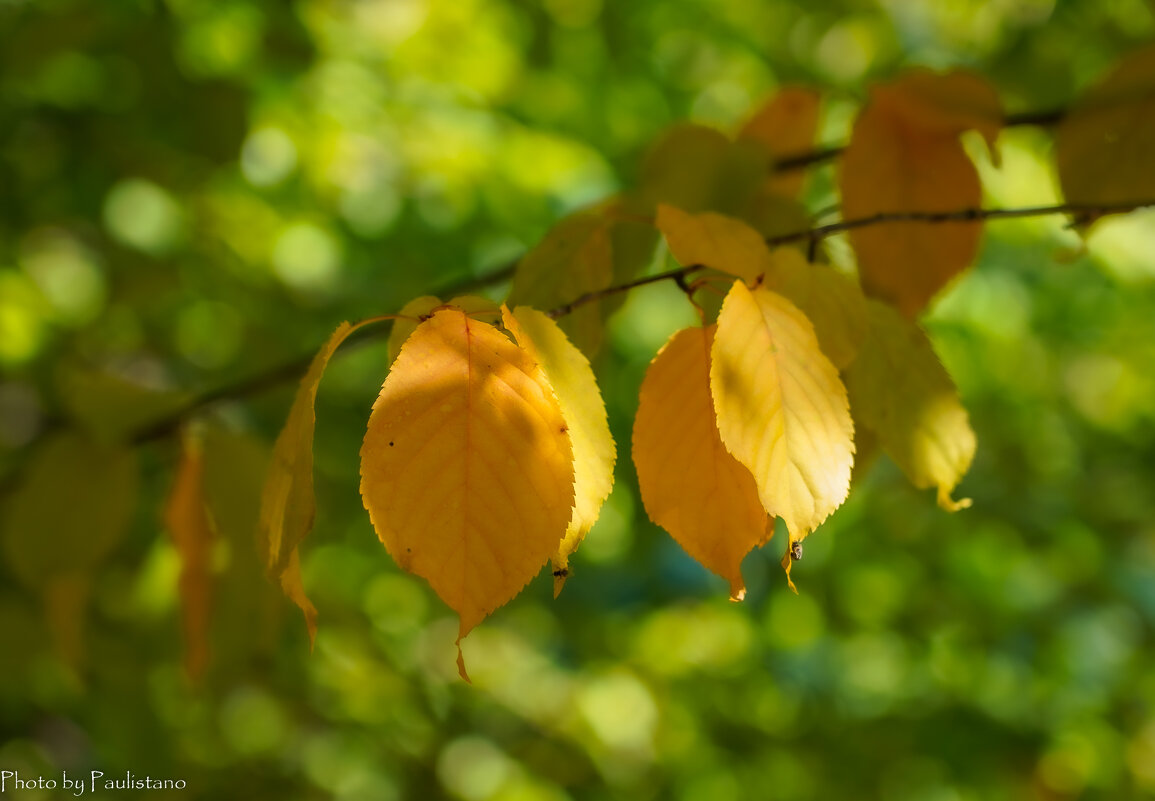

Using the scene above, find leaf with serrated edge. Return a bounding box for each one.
[164,427,215,681]
[844,300,975,511]
[710,281,854,589]
[503,306,615,596]
[360,309,574,680]
[656,204,773,284]
[840,69,1002,317]
[634,325,773,600]
[1057,44,1155,223]
[762,248,869,370]
[259,318,383,579]
[388,296,500,365]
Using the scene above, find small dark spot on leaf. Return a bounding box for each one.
[559,425,568,434]
[389,441,394,446]
[552,568,569,578]
[790,541,803,562]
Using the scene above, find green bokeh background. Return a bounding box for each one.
[2,0,1155,798]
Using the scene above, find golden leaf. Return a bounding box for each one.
[655,204,773,284]
[843,300,975,511]
[761,248,869,370]
[508,212,614,355]
[359,309,575,679]
[164,427,216,681]
[739,86,822,198]
[840,69,1003,317]
[1056,44,1155,222]
[502,306,615,596]
[633,325,773,600]
[388,296,500,365]
[710,281,854,588]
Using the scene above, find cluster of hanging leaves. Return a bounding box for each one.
[6,46,1153,681]
[251,47,1155,679]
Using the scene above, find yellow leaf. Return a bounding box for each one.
[656,204,773,284]
[843,300,975,511]
[360,309,575,678]
[762,248,868,370]
[259,318,381,578]
[388,295,501,364]
[164,427,215,681]
[840,69,1003,317]
[1057,44,1155,221]
[633,325,773,600]
[508,212,614,354]
[739,86,823,198]
[502,305,616,596]
[710,282,854,588]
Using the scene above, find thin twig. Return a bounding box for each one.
[545,265,705,320]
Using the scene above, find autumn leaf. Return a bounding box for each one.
[840,68,1003,317]
[738,86,822,198]
[502,306,615,596]
[843,300,975,510]
[655,204,773,284]
[388,295,442,364]
[710,281,854,588]
[508,212,614,354]
[633,325,773,600]
[164,426,215,682]
[360,308,575,679]
[1056,44,1155,224]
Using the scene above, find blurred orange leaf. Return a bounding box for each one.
[739,86,822,198]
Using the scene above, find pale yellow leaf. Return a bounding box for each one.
[360,309,575,678]
[1057,44,1155,222]
[633,325,773,600]
[739,86,823,198]
[843,300,975,510]
[762,248,869,370]
[710,282,854,587]
[259,318,380,577]
[656,204,773,284]
[508,212,614,354]
[164,427,216,681]
[840,69,1003,317]
[502,305,616,596]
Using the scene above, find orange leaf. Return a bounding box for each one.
[360,309,574,679]
[633,325,773,600]
[164,427,216,681]
[840,69,1003,317]
[1056,44,1155,223]
[739,86,822,198]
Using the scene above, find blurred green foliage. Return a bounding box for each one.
[2,0,1155,799]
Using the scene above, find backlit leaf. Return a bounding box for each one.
[739,86,822,198]
[840,69,1003,317]
[360,309,575,678]
[164,427,215,681]
[656,204,773,284]
[1056,44,1155,223]
[388,295,502,364]
[710,281,854,587]
[508,211,614,354]
[762,247,869,370]
[259,318,380,579]
[843,300,975,510]
[633,325,773,600]
[503,305,615,596]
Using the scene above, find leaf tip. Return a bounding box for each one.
[938,489,973,512]
[456,638,472,684]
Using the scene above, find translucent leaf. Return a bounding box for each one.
[739,86,823,198]
[762,248,869,370]
[1056,44,1155,222]
[633,325,773,600]
[163,427,215,681]
[840,69,1003,317]
[656,204,773,283]
[507,212,614,355]
[388,295,501,364]
[710,281,854,587]
[360,309,574,679]
[259,319,378,578]
[843,300,975,511]
[503,305,615,595]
